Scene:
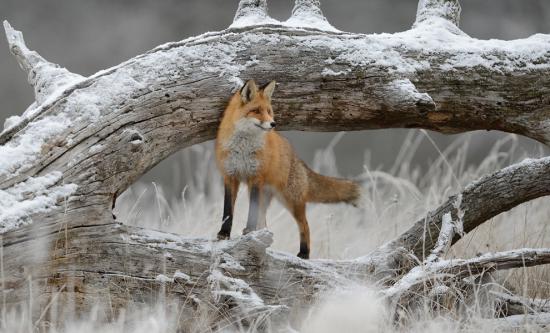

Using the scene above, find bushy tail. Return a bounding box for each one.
[306,169,361,206]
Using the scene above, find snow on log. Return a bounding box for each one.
[2,21,84,105]
[415,0,461,28]
[425,212,457,263]
[2,21,84,134]
[494,292,550,316]
[286,0,338,32]
[1,0,550,328]
[385,248,550,313]
[231,0,278,28]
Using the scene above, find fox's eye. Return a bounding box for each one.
[250,108,260,114]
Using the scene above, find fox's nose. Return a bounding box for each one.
[270,122,276,128]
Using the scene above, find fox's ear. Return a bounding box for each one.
[261,80,276,100]
[240,80,258,104]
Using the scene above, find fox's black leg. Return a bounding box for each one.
[298,242,310,260]
[218,183,235,240]
[243,185,260,235]
[291,203,310,259]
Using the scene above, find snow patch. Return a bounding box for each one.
[0,114,71,176]
[230,0,279,29]
[0,77,110,178]
[415,0,461,28]
[230,0,339,32]
[129,229,213,253]
[231,16,280,29]
[284,16,339,33]
[155,274,173,283]
[281,20,550,75]
[285,1,339,33]
[0,171,77,233]
[384,79,434,107]
[173,270,191,282]
[321,68,348,77]
[1,75,84,135]
[426,212,454,262]
[219,252,245,271]
[208,269,266,308]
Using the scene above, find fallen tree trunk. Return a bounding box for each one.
[1,0,550,330]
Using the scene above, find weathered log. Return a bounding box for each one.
[494,292,550,317]
[1,226,376,328]
[1,0,550,329]
[387,248,550,301]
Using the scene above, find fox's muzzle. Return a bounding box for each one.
[257,121,275,131]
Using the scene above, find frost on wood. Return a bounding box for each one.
[425,212,456,263]
[2,21,84,104]
[231,0,338,31]
[286,0,339,32]
[2,21,84,133]
[414,0,461,28]
[383,79,435,113]
[1,0,550,329]
[494,292,550,316]
[231,0,278,28]
[385,248,550,316]
[0,171,76,233]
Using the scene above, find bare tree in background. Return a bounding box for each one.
[1,0,550,330]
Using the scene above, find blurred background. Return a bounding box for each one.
[1,0,549,195]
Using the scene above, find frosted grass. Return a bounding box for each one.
[2,130,549,332]
[115,131,549,264]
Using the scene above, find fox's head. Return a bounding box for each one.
[233,79,277,131]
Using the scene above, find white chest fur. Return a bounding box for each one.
[223,118,266,179]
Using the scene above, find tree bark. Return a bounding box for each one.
[1,0,550,329]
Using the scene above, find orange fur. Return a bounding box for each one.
[215,80,361,259]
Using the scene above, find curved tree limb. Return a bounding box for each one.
[384,156,550,261]
[386,248,550,299]
[2,21,84,106]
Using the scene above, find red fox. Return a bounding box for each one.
[215,79,361,259]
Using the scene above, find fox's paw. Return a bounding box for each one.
[297,251,309,260]
[217,231,230,240]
